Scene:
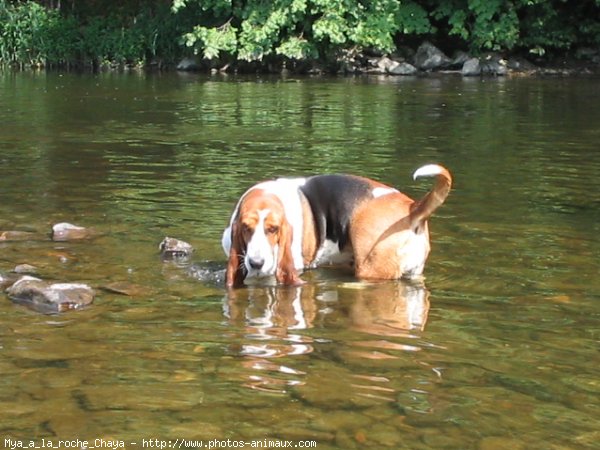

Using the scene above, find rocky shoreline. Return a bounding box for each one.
[174,41,600,78]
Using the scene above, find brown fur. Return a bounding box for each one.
[226,190,301,287]
[226,165,452,287]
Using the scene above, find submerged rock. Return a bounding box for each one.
[51,223,93,241]
[0,230,40,241]
[159,237,194,260]
[6,276,94,313]
[100,281,149,297]
[188,261,226,285]
[0,272,20,290]
[13,264,38,275]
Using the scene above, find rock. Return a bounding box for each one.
[0,230,39,241]
[451,50,471,68]
[13,264,38,275]
[374,56,396,73]
[176,57,201,71]
[159,237,194,260]
[506,56,537,72]
[480,53,508,75]
[371,57,417,75]
[100,281,149,297]
[0,272,20,290]
[188,261,225,285]
[6,276,94,313]
[337,48,366,74]
[51,223,93,241]
[414,42,451,71]
[462,57,482,76]
[388,62,417,76]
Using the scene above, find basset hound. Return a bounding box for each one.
[222,164,452,288]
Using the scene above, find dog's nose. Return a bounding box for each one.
[248,257,265,270]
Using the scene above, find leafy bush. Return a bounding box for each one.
[174,0,419,62]
[174,0,600,63]
[81,15,146,66]
[430,0,521,51]
[0,0,185,68]
[1,0,599,69]
[0,0,58,67]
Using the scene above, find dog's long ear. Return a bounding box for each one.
[275,219,303,286]
[226,222,247,288]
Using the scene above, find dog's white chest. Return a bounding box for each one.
[312,239,353,267]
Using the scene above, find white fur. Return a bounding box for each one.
[221,228,232,257]
[413,164,443,180]
[372,187,398,198]
[259,178,306,270]
[312,239,353,267]
[245,209,277,278]
[222,178,307,274]
[398,230,430,277]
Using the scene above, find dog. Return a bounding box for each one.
[222,164,451,288]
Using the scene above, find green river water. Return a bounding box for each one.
[0,72,599,449]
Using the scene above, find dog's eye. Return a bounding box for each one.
[241,223,252,234]
[266,225,279,234]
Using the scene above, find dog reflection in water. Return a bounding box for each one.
[223,280,430,392]
[224,279,429,334]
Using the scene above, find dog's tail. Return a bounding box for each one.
[409,164,452,229]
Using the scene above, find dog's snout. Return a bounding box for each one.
[248,257,265,270]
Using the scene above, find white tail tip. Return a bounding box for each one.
[413,164,444,180]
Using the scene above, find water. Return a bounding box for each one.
[0,72,599,449]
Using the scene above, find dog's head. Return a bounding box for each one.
[226,189,301,288]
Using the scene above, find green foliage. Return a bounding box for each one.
[1,0,599,69]
[174,0,600,62]
[42,13,80,65]
[175,0,411,61]
[0,0,61,67]
[276,36,317,60]
[0,0,185,68]
[184,23,238,59]
[80,6,188,67]
[431,0,520,51]
[430,0,600,55]
[396,1,432,35]
[518,0,600,55]
[81,16,136,65]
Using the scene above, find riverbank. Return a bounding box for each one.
[1,1,598,77]
[10,42,597,78]
[171,41,600,78]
